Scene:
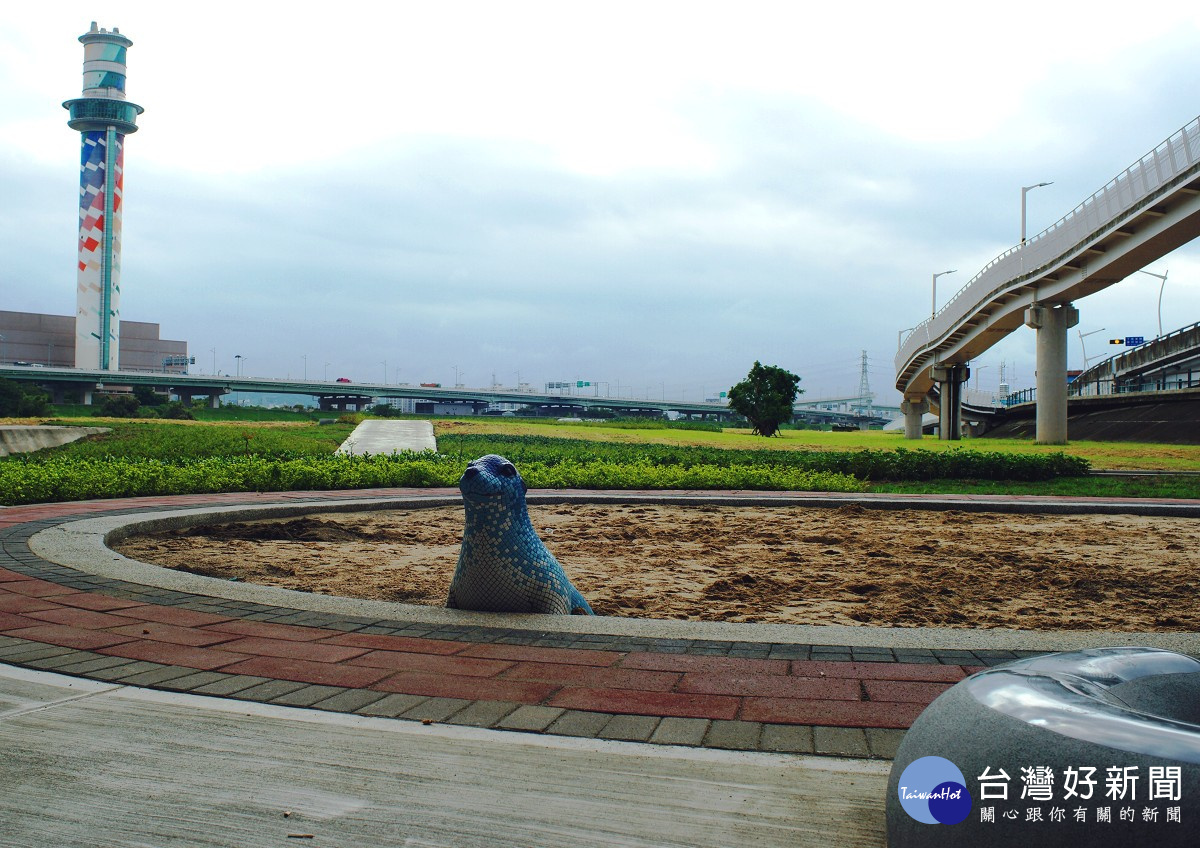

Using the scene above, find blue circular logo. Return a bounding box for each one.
[897,756,972,824]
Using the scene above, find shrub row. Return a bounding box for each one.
[0,453,864,506]
[436,435,1091,481]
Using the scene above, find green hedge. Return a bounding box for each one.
[0,453,864,505]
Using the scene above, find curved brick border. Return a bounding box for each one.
[2,489,1197,758]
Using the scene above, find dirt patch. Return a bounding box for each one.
[113,504,1200,630]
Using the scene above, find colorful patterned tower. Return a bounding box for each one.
[62,22,142,371]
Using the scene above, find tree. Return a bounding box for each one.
[132,385,166,407]
[97,394,140,418]
[727,361,802,437]
[0,378,48,417]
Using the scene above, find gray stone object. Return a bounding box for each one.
[447,454,594,615]
[887,646,1200,846]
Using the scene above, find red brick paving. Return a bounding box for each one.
[348,650,515,677]
[500,661,682,692]
[372,670,559,703]
[222,656,394,688]
[550,687,743,720]
[97,640,251,671]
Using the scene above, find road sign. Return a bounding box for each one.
[1125,336,1145,346]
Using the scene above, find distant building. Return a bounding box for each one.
[0,310,187,373]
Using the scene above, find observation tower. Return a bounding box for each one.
[63,22,143,371]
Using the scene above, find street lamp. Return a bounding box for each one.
[210,348,216,375]
[1077,327,1107,369]
[324,362,331,382]
[931,270,957,318]
[234,354,243,377]
[1137,268,1169,338]
[452,365,462,388]
[898,324,919,350]
[302,354,307,381]
[1020,182,1053,243]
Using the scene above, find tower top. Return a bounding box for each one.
[64,22,142,134]
[80,21,133,48]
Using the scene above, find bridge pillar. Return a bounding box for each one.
[901,397,929,440]
[1025,302,1079,444]
[930,364,969,440]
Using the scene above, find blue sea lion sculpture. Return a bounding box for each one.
[447,454,594,615]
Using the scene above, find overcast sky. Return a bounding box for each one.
[3,1,1200,404]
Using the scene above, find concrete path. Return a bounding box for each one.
[0,663,888,847]
[336,420,436,455]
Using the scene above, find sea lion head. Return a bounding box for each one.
[459,454,527,506]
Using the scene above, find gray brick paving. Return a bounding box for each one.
[704,720,762,751]
[598,714,660,742]
[270,685,348,707]
[448,700,520,728]
[400,697,472,723]
[87,661,162,681]
[56,655,142,675]
[813,726,870,758]
[233,679,310,702]
[310,689,390,714]
[191,675,272,697]
[546,710,615,738]
[649,717,710,747]
[760,724,815,754]
[496,705,565,732]
[119,665,206,687]
[157,671,233,692]
[865,728,907,759]
[355,693,428,718]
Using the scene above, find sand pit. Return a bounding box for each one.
[114,503,1200,630]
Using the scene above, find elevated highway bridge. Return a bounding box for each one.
[0,366,887,428]
[896,116,1200,443]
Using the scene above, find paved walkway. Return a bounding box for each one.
[2,489,1198,761]
[336,419,436,455]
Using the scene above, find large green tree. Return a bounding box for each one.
[727,361,802,437]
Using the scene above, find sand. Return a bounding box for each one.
[114,503,1200,630]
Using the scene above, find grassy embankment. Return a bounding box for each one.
[0,414,1196,505]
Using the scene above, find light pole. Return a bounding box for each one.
[1020,182,1053,243]
[1077,327,1107,370]
[1137,268,1169,338]
[931,270,956,319]
[302,354,307,381]
[452,365,462,388]
[898,325,919,350]
[324,362,331,382]
[210,348,216,375]
[381,360,388,384]
[0,333,5,364]
[973,364,989,392]
[234,354,243,377]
